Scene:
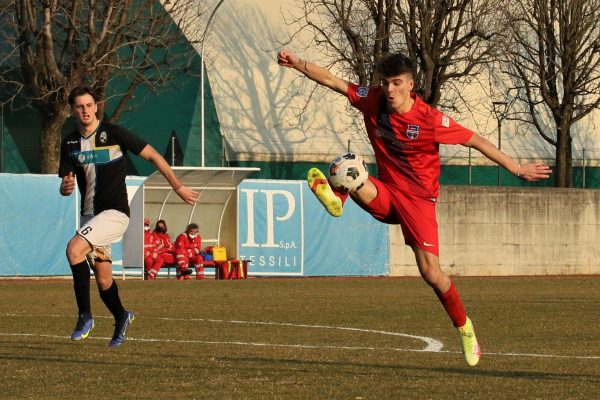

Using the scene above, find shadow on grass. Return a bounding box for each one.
[211,354,600,381]
[1,336,599,385]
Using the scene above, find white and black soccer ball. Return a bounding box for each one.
[327,152,369,193]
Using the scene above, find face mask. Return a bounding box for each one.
[144,226,150,231]
[157,227,166,233]
[188,234,197,239]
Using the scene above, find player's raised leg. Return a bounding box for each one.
[307,152,369,217]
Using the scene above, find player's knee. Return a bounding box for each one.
[66,237,87,264]
[414,251,443,286]
[420,268,440,287]
[95,275,113,291]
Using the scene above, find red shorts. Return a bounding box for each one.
[360,176,439,256]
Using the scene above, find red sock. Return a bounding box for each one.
[332,188,349,204]
[435,280,467,328]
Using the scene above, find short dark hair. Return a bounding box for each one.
[186,223,199,232]
[68,86,100,107]
[376,53,414,79]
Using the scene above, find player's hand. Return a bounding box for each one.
[60,172,76,196]
[277,49,300,68]
[516,163,552,181]
[175,185,200,206]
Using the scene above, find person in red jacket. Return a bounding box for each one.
[143,218,163,280]
[175,223,204,280]
[152,219,176,275]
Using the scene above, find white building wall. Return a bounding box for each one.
[175,0,600,166]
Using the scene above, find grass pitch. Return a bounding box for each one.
[0,276,598,399]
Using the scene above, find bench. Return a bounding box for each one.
[153,259,248,279]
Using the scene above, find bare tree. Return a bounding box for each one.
[0,0,201,173]
[286,0,502,108]
[502,0,600,187]
[285,0,391,87]
[395,0,501,107]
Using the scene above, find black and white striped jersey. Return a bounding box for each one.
[59,122,147,217]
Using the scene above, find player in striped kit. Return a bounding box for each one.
[59,86,199,347]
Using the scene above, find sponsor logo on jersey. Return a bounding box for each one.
[357,86,369,97]
[442,115,450,127]
[377,112,415,153]
[374,127,414,152]
[406,124,420,140]
[74,149,111,165]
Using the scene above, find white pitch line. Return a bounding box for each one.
[155,316,444,352]
[1,313,599,360]
[1,332,599,360]
[0,332,440,354]
[0,313,442,352]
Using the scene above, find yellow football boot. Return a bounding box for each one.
[457,317,482,366]
[307,168,343,217]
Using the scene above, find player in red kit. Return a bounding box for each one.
[175,223,204,280]
[277,50,552,366]
[143,218,161,280]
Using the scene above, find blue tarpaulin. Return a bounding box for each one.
[0,174,76,275]
[0,174,390,276]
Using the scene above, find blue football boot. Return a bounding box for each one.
[70,313,94,340]
[108,310,135,348]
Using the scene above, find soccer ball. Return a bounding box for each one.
[327,152,369,193]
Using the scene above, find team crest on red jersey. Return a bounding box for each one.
[357,86,369,97]
[406,124,420,140]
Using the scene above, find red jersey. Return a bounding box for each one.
[347,83,473,199]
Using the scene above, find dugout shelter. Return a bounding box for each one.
[122,167,259,277]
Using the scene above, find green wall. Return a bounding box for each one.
[0,59,223,175]
[104,60,223,175]
[229,160,600,189]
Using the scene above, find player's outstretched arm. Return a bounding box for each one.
[138,145,200,205]
[463,133,552,182]
[277,49,349,96]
